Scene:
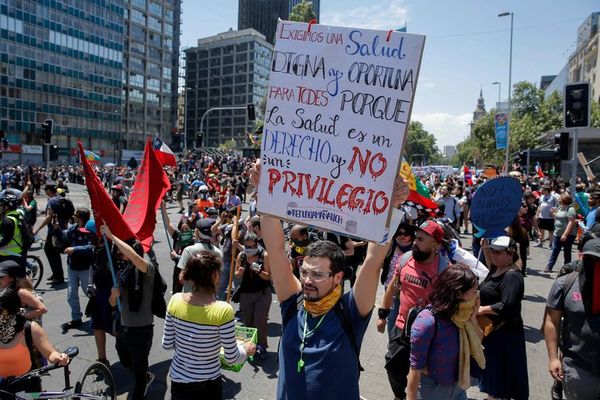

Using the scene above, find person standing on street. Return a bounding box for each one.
[586,190,600,230]
[543,237,600,399]
[544,193,577,273]
[252,160,410,399]
[55,208,94,331]
[32,182,66,284]
[536,184,559,248]
[102,225,156,400]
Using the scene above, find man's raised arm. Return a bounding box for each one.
[251,160,301,302]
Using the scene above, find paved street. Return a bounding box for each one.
[34,183,559,399]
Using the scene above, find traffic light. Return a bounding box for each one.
[42,119,54,144]
[564,83,590,128]
[554,132,569,160]
[517,150,527,166]
[49,145,59,161]
[195,133,202,148]
[247,104,256,121]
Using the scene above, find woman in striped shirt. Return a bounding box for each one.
[162,250,256,399]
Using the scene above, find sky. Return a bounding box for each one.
[180,0,600,150]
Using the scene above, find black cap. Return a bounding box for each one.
[0,260,25,278]
[582,238,600,258]
[44,181,57,191]
[195,218,214,231]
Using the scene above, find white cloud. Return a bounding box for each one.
[321,0,408,31]
[411,112,473,149]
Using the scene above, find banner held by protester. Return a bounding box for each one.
[257,20,426,242]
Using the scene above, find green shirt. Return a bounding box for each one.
[554,206,576,237]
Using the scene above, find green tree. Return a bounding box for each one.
[512,81,544,118]
[289,1,317,23]
[404,121,442,164]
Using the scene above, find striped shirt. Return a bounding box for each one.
[161,294,247,383]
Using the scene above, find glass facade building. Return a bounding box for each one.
[122,0,180,151]
[0,0,180,164]
[238,0,320,45]
[185,29,272,148]
[0,0,124,163]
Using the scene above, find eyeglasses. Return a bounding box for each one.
[299,267,335,282]
[397,231,411,237]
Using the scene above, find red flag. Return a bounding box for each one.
[463,165,473,186]
[123,138,172,252]
[78,142,137,242]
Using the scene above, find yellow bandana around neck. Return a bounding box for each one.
[304,284,342,316]
[451,296,486,390]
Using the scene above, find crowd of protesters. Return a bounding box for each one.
[0,151,598,400]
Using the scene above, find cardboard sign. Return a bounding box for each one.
[470,177,523,238]
[257,21,425,242]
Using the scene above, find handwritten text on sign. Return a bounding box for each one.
[257,21,425,242]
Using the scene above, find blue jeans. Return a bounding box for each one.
[418,374,466,400]
[67,268,89,321]
[546,235,575,271]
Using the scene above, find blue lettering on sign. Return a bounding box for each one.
[345,30,406,60]
[262,128,332,164]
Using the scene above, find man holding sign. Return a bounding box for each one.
[252,160,409,399]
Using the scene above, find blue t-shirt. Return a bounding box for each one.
[586,207,597,229]
[277,291,371,400]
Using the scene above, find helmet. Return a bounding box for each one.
[0,193,20,209]
[198,185,209,193]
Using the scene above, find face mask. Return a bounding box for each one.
[244,247,260,256]
[293,238,310,248]
[199,192,208,200]
[0,313,20,344]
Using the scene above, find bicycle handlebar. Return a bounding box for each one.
[8,346,79,385]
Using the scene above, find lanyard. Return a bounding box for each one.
[297,310,327,373]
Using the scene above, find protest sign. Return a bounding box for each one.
[470,177,523,238]
[257,20,425,242]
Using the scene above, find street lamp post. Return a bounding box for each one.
[498,11,513,174]
[199,106,247,148]
[492,81,501,105]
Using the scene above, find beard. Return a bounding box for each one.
[412,247,432,262]
[302,280,335,302]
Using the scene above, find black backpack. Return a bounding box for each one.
[150,262,167,319]
[8,213,35,252]
[57,197,75,225]
[401,306,437,345]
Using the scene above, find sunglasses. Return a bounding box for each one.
[397,231,411,237]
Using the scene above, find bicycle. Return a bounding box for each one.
[25,255,44,290]
[0,346,116,400]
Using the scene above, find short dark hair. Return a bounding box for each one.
[427,265,478,320]
[0,286,21,315]
[75,208,90,223]
[304,240,345,274]
[182,250,222,293]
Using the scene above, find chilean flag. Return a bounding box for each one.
[463,165,473,186]
[153,136,177,167]
[535,162,544,178]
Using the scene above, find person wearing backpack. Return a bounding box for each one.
[379,220,449,399]
[0,192,32,269]
[32,182,67,285]
[253,160,410,399]
[543,236,600,400]
[54,209,94,332]
[406,265,485,400]
[101,224,157,400]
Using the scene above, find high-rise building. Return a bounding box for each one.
[122,0,181,151]
[238,0,320,44]
[0,1,125,164]
[185,29,272,148]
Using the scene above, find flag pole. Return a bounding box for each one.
[161,208,173,253]
[102,232,121,313]
[226,206,242,303]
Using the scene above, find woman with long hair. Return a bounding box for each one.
[406,265,485,400]
[162,250,256,399]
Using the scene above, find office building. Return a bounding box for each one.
[184,28,272,148]
[238,0,320,44]
[443,145,456,159]
[122,0,181,151]
[0,0,125,163]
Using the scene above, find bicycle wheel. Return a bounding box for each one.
[74,362,116,400]
[26,255,44,290]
